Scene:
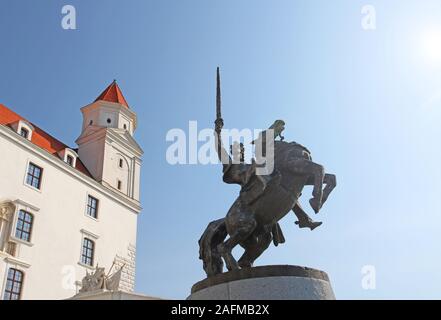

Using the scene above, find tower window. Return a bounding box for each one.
[81,238,95,266]
[107,118,112,124]
[3,268,24,300]
[20,128,29,139]
[86,195,99,219]
[117,180,122,190]
[89,120,93,125]
[15,210,33,242]
[26,163,43,190]
[119,159,123,168]
[123,124,127,130]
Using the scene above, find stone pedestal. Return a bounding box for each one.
[188,265,335,300]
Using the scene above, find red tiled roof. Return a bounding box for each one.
[0,103,93,178]
[94,80,129,108]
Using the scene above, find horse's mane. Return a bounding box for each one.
[274,140,311,155]
[289,141,311,154]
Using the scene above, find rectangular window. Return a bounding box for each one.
[86,196,99,219]
[20,128,29,139]
[3,268,24,300]
[81,238,95,266]
[26,163,42,189]
[66,155,74,166]
[117,180,122,190]
[15,210,33,242]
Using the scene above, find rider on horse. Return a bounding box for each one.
[217,119,322,234]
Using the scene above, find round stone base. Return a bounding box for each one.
[188,265,335,300]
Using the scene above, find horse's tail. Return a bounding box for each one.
[198,218,228,277]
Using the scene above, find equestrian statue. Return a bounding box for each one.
[198,68,337,277]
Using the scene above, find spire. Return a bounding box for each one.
[94,80,129,108]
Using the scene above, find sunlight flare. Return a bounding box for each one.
[421,28,441,67]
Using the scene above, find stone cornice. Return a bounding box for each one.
[106,129,144,157]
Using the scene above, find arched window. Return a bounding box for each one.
[58,148,78,168]
[66,155,74,166]
[20,128,29,139]
[3,268,24,300]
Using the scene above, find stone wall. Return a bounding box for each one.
[114,244,136,292]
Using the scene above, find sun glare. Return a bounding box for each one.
[421,28,441,67]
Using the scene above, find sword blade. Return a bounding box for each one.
[216,67,221,120]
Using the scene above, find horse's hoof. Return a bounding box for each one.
[238,260,252,269]
[226,262,240,271]
[296,220,322,230]
[309,198,321,214]
[310,221,322,231]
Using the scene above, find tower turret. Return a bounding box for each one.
[76,81,143,200]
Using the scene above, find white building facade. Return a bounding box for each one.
[0,81,143,300]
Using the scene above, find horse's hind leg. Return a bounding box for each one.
[217,216,257,271]
[305,173,336,209]
[321,173,336,206]
[238,232,272,268]
[287,159,325,213]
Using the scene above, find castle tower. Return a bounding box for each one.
[76,81,143,200]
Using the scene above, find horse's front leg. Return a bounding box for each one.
[217,214,257,271]
[293,202,322,230]
[238,231,273,268]
[287,159,325,213]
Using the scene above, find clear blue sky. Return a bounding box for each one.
[1,0,441,299]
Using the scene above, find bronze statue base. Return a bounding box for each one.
[188,265,335,300]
